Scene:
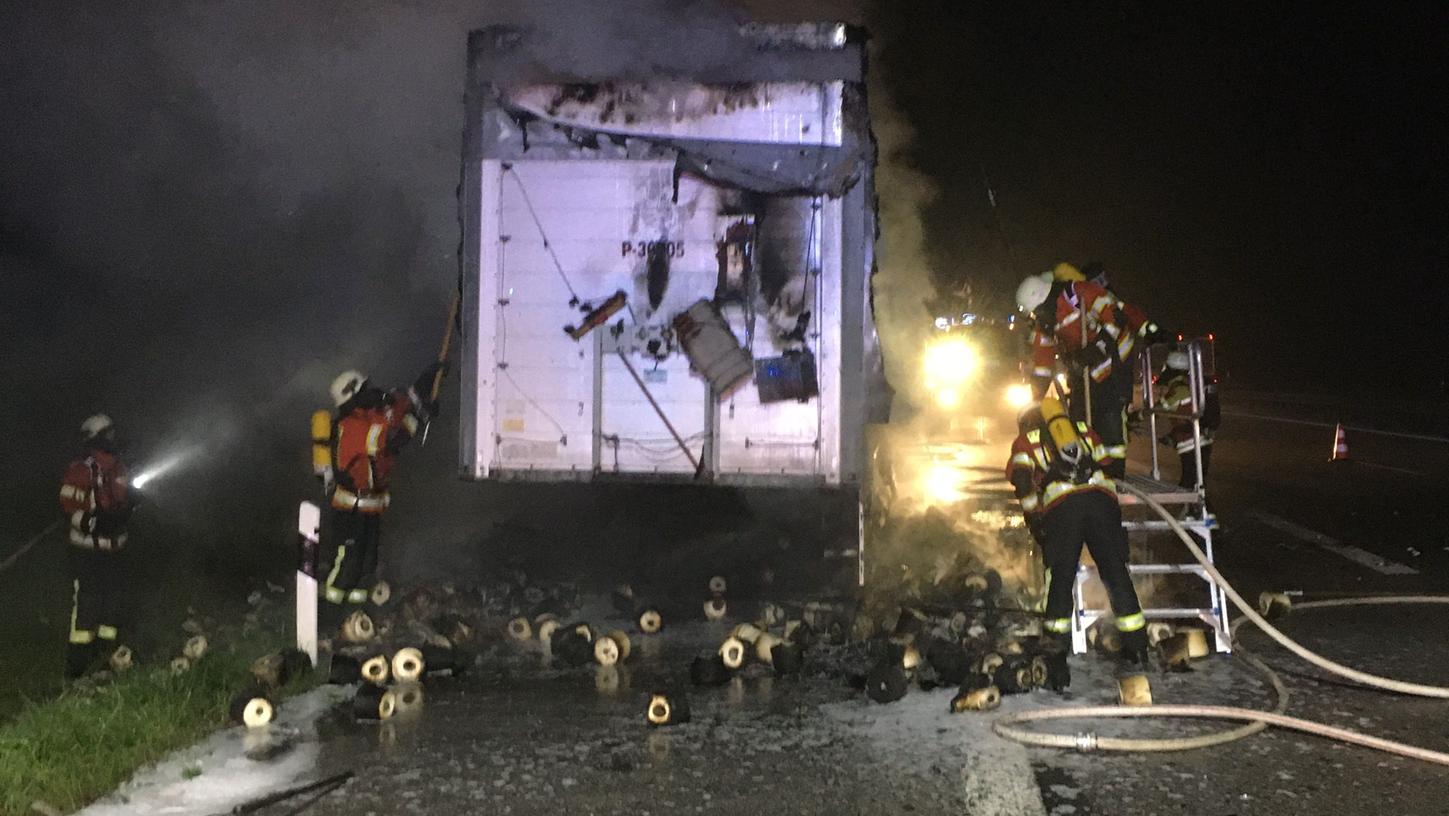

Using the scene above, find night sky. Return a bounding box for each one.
[0,2,1444,554]
[873,2,1446,395]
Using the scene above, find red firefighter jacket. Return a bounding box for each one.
[59,448,134,550]
[1005,422,1117,515]
[1029,281,1125,393]
[329,391,421,514]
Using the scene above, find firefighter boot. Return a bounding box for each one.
[1115,628,1152,706]
[1035,631,1072,692]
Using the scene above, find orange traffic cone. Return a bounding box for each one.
[1329,423,1350,462]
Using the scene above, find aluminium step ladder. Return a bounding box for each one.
[1070,339,1231,654]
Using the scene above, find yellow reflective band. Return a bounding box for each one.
[1026,430,1041,443]
[1116,613,1146,632]
[1021,494,1040,512]
[325,586,346,604]
[365,424,384,456]
[1044,618,1072,633]
[97,625,118,641]
[325,544,347,593]
[1010,452,1033,467]
[68,579,91,644]
[403,414,419,435]
[347,589,369,604]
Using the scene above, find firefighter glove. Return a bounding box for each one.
[1069,341,1108,370]
[413,362,449,399]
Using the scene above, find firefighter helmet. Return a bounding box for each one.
[330,370,369,407]
[1015,272,1053,313]
[1165,351,1190,371]
[1081,261,1108,287]
[1052,262,1085,282]
[80,414,114,440]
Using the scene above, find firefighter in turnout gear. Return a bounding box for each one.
[311,365,442,623]
[1016,268,1156,478]
[1155,350,1221,490]
[1007,398,1150,680]
[58,414,140,679]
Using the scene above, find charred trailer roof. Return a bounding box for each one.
[457,23,884,488]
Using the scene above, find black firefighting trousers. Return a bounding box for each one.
[1178,445,1212,490]
[323,509,381,608]
[1068,376,1130,478]
[1040,490,1147,653]
[66,545,127,679]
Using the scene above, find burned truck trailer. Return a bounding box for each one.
[458,23,881,496]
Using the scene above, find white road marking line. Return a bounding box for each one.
[1250,511,1418,575]
[1224,411,1449,444]
[1351,460,1426,477]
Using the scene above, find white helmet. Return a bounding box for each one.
[1165,351,1189,371]
[330,370,369,407]
[1015,272,1053,314]
[80,414,114,440]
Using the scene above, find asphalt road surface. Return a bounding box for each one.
[81,392,1449,815]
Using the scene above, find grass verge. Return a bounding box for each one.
[0,629,317,816]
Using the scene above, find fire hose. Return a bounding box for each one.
[992,482,1449,765]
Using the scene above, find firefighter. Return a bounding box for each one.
[58,414,141,679]
[1154,350,1220,490]
[311,365,442,626]
[1007,398,1149,679]
[1016,269,1136,477]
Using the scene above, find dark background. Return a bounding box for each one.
[1,1,1444,598]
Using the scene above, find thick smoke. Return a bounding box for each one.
[0,1,867,584]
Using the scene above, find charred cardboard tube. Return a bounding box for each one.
[719,636,747,670]
[730,623,762,644]
[507,616,532,641]
[341,610,376,643]
[327,654,361,685]
[770,642,804,676]
[391,681,425,718]
[1118,674,1153,706]
[606,630,632,661]
[170,656,191,676]
[708,575,728,595]
[594,635,622,667]
[1184,628,1211,658]
[230,690,275,728]
[392,647,425,682]
[183,635,208,662]
[360,654,390,685]
[352,682,396,721]
[638,608,663,634]
[754,633,782,665]
[109,645,133,673]
[865,659,909,704]
[370,580,391,607]
[950,685,1001,713]
[420,642,462,676]
[647,692,690,727]
[690,654,733,686]
[251,653,287,688]
[553,626,595,667]
[536,616,561,644]
[703,598,727,621]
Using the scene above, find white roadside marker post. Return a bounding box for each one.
[297,501,321,666]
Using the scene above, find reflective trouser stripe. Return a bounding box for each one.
[324,544,348,601]
[347,589,368,604]
[1116,612,1146,632]
[1044,617,1072,633]
[69,579,93,644]
[97,625,117,641]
